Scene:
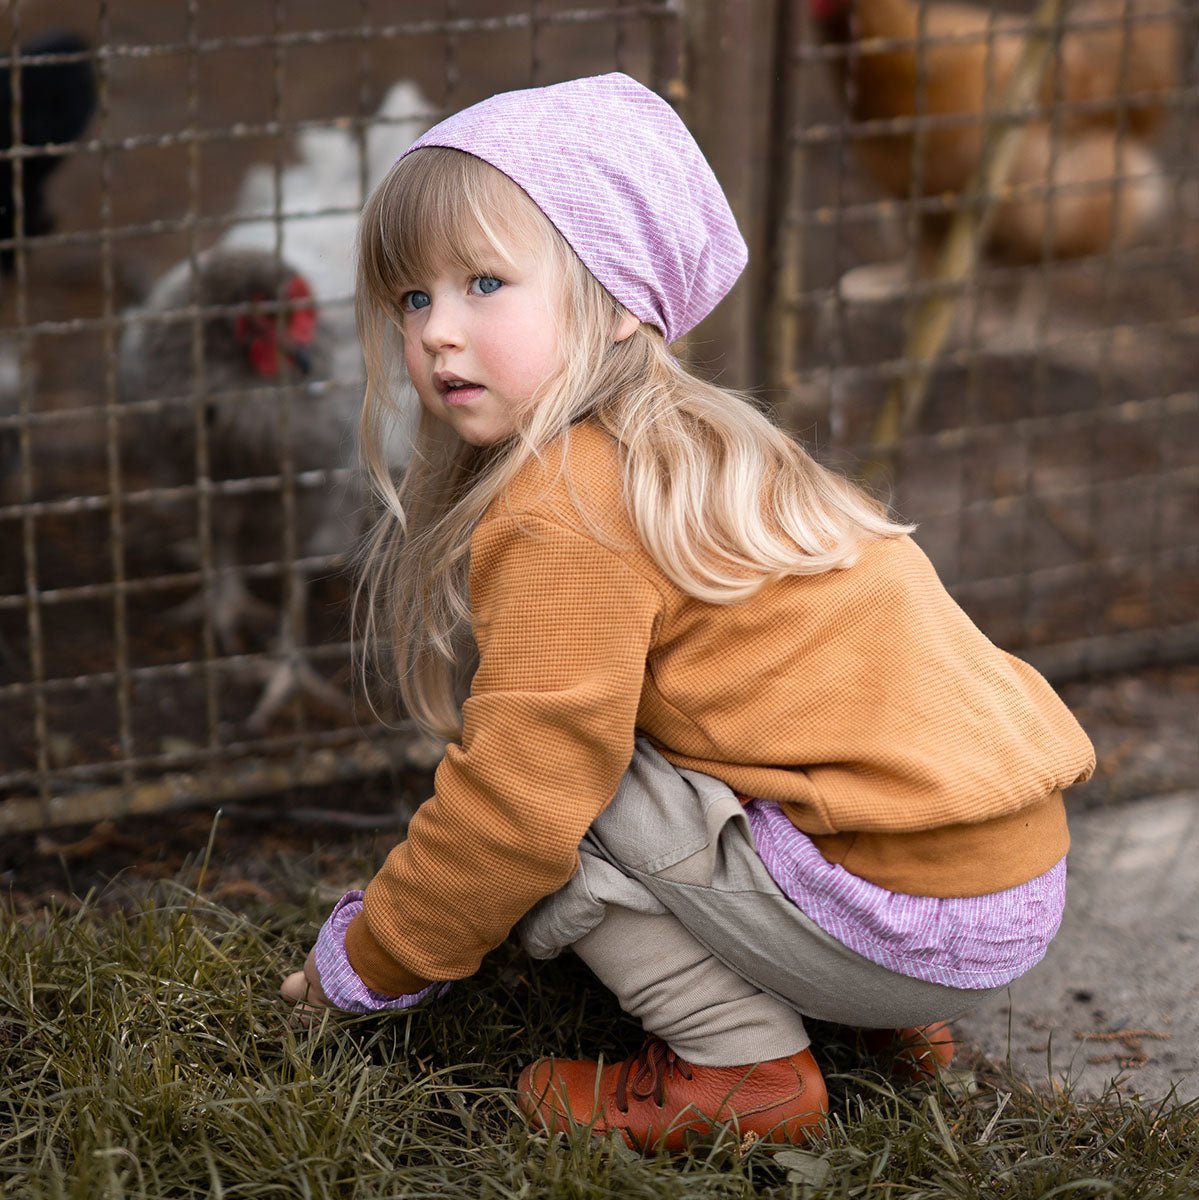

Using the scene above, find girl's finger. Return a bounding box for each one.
[280,969,313,1004]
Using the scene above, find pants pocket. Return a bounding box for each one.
[585,738,717,875]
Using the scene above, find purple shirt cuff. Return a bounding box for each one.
[311,890,450,1013]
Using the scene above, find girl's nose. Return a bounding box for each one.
[420,297,465,352]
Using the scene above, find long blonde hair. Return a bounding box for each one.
[356,147,911,739]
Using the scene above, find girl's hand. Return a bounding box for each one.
[280,949,335,1013]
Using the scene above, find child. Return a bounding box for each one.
[281,73,1095,1152]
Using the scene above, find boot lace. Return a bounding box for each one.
[614,1036,695,1113]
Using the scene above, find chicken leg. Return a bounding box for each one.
[243,561,356,734]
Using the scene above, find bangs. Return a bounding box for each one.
[358,146,556,315]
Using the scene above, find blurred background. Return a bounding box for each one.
[1,0,1196,835]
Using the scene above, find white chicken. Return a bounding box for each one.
[120,81,430,731]
[230,81,431,465]
[227,82,428,405]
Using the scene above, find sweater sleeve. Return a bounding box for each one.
[345,510,665,996]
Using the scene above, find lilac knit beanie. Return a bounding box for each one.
[399,73,746,345]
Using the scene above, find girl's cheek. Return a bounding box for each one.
[402,330,424,372]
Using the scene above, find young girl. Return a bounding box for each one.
[281,73,1095,1152]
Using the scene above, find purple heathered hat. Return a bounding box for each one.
[399,72,747,345]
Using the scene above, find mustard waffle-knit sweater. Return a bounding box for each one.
[346,421,1095,996]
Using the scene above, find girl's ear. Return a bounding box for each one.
[613,311,640,343]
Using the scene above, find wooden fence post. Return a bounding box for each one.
[680,0,784,393]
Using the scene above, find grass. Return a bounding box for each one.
[2,838,1197,1199]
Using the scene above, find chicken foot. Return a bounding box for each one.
[164,567,277,653]
[243,568,355,734]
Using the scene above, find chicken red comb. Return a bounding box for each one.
[285,274,314,301]
[284,273,318,346]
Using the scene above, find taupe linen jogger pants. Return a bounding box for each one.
[518,740,1006,1065]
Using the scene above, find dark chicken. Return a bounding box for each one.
[1,31,96,272]
[120,248,360,729]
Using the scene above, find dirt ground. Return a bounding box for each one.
[1,2,1196,816]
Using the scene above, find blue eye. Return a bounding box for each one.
[401,290,430,312]
[473,276,503,295]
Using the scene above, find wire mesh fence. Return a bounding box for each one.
[771,0,1198,680]
[0,0,683,830]
[1,0,1196,832]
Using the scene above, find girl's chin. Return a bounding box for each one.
[419,399,518,448]
[455,421,517,448]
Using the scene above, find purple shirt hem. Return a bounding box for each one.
[744,799,1066,989]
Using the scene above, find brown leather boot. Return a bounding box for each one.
[517,1036,828,1152]
[858,1022,956,1080]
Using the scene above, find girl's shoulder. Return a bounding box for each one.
[488,420,632,540]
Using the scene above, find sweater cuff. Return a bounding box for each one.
[313,892,447,1013]
[341,901,440,997]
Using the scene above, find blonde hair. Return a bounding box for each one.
[356,147,911,739]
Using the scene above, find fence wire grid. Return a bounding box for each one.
[0,0,1196,832]
[771,0,1198,682]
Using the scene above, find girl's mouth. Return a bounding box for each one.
[439,378,484,406]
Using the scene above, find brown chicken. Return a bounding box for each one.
[810,0,1180,259]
